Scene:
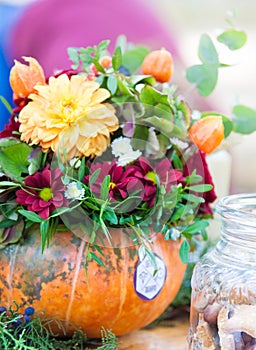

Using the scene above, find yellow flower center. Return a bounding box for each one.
[39,188,53,202]
[61,98,78,124]
[109,182,116,190]
[145,171,157,185]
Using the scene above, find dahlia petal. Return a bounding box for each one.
[89,88,110,105]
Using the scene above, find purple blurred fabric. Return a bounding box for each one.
[8,0,180,76]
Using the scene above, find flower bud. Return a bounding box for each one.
[9,56,45,98]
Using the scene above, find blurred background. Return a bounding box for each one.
[0,0,256,195]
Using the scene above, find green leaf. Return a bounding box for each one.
[140,86,169,106]
[188,184,213,192]
[67,47,80,69]
[0,143,31,180]
[186,63,219,97]
[182,193,205,204]
[0,218,18,229]
[90,252,106,268]
[112,46,122,71]
[0,96,13,114]
[0,181,20,187]
[116,79,134,97]
[171,153,183,169]
[96,74,105,86]
[171,205,193,223]
[40,220,50,253]
[145,116,173,137]
[232,104,256,134]
[107,75,118,95]
[122,46,150,73]
[97,39,110,53]
[184,220,209,234]
[92,58,105,74]
[198,34,219,64]
[78,157,86,181]
[217,29,247,50]
[100,175,110,201]
[179,239,190,264]
[18,210,43,223]
[102,207,118,225]
[131,124,149,151]
[129,75,155,86]
[89,168,101,186]
[185,170,203,184]
[0,220,24,248]
[0,138,20,147]
[222,115,233,138]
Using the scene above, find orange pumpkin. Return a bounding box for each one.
[141,49,173,83]
[0,226,186,338]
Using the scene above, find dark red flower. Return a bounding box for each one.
[125,158,157,207]
[0,110,20,139]
[16,167,68,219]
[183,150,217,216]
[154,158,184,192]
[84,161,133,200]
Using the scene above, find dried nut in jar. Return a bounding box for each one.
[204,303,222,325]
[195,313,219,350]
[218,305,256,349]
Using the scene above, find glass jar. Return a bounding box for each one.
[188,193,256,350]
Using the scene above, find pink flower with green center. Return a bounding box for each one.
[16,167,68,219]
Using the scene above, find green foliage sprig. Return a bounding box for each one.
[0,304,118,350]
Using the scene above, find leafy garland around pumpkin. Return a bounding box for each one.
[0,303,118,350]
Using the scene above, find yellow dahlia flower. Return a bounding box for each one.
[19,74,119,159]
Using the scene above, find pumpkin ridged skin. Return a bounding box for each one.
[0,227,186,338]
[141,49,173,83]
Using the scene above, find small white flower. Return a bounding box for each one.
[111,137,141,166]
[170,137,188,150]
[69,158,81,169]
[65,182,85,200]
[117,150,142,166]
[111,137,133,157]
[170,228,181,241]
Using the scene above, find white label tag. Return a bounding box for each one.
[134,253,167,300]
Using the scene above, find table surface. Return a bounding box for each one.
[118,314,189,350]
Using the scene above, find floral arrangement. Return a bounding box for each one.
[0,32,252,267]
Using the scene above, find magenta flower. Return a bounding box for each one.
[85,157,183,210]
[16,167,68,219]
[154,158,184,192]
[84,161,133,200]
[125,158,157,207]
